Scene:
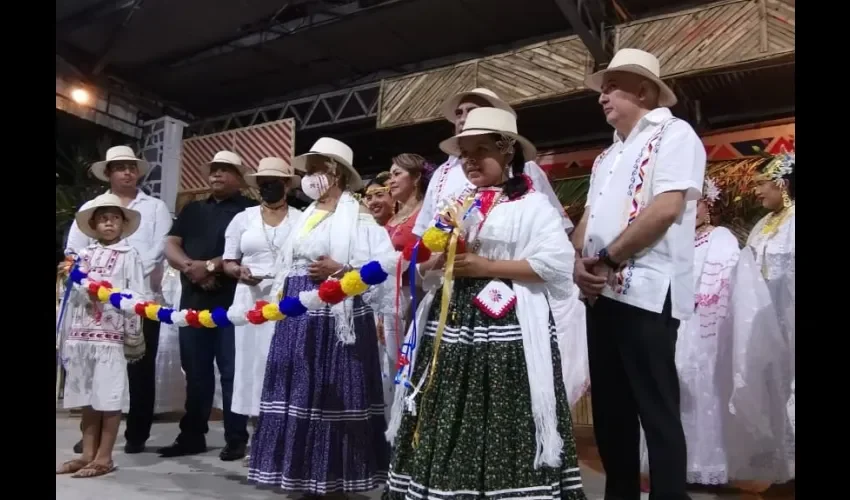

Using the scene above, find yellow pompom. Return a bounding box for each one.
[261,303,285,321]
[422,227,450,252]
[198,310,217,328]
[96,286,111,303]
[339,270,369,296]
[144,304,161,321]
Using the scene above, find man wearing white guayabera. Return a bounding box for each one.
[64,145,172,455]
[573,48,706,500]
[221,157,304,464]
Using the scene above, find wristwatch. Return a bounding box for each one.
[597,247,621,270]
[205,260,216,272]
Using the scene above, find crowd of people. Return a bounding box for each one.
[56,48,794,500]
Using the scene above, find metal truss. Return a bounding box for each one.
[186,82,380,136]
[553,0,613,66]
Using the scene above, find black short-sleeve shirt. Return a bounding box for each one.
[169,194,258,311]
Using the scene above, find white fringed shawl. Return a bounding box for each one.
[270,192,395,343]
[386,191,577,469]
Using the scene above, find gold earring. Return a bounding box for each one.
[781,190,792,208]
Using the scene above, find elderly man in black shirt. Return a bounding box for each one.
[160,151,257,461]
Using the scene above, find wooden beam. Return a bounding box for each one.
[553,0,610,65]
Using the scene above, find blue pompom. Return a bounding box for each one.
[157,308,174,324]
[211,307,232,327]
[359,261,388,285]
[109,292,123,309]
[69,267,86,284]
[279,296,307,317]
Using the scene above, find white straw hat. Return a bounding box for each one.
[200,150,251,178]
[245,157,301,188]
[585,48,678,107]
[90,145,150,182]
[440,87,516,123]
[439,107,536,160]
[291,137,362,191]
[75,193,142,240]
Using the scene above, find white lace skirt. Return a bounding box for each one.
[63,340,128,412]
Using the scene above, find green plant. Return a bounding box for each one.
[55,136,112,259]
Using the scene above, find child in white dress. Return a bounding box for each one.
[56,193,147,478]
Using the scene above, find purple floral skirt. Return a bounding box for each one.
[247,273,389,493]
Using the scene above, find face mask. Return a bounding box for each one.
[258,181,287,204]
[301,173,331,200]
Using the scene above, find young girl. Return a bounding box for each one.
[56,193,147,478]
[385,108,587,499]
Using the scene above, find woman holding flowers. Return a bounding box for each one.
[248,138,395,496]
[384,108,587,500]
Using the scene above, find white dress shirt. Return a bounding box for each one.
[582,107,706,321]
[412,156,573,237]
[65,190,173,282]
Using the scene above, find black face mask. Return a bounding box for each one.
[258,181,287,204]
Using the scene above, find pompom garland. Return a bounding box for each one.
[66,254,402,329]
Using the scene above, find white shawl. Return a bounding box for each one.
[270,192,395,343]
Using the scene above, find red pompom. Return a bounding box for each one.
[456,238,467,254]
[247,309,266,325]
[88,282,101,294]
[185,310,202,328]
[254,300,270,310]
[134,302,148,316]
[318,280,347,305]
[402,241,432,263]
[100,280,113,290]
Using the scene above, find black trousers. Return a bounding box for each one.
[177,324,248,446]
[586,292,690,500]
[122,318,161,444]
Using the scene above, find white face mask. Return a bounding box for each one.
[301,173,331,200]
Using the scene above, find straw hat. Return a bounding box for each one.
[200,150,251,178]
[291,137,362,191]
[439,107,536,160]
[75,193,141,240]
[585,48,678,107]
[90,146,150,182]
[245,157,301,188]
[440,87,516,123]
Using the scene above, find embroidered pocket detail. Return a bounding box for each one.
[472,280,516,319]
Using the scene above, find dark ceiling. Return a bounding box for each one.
[56,0,717,119]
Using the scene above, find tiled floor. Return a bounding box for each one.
[55,414,793,500]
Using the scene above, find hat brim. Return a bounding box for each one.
[90,157,150,182]
[200,161,251,180]
[75,204,142,240]
[439,129,537,164]
[245,171,302,189]
[585,64,678,108]
[440,91,517,123]
[291,152,362,192]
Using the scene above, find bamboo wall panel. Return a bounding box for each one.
[378,63,477,129]
[615,0,794,78]
[378,36,589,129]
[766,0,795,52]
[477,37,590,106]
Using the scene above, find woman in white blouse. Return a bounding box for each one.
[222,158,303,449]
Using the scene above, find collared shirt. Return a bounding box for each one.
[169,194,258,311]
[65,189,173,282]
[412,157,572,237]
[583,107,706,321]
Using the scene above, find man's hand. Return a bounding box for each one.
[199,275,219,291]
[574,256,607,297]
[453,253,491,278]
[308,255,343,282]
[184,260,210,283]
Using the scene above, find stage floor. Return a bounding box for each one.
[55,414,792,500]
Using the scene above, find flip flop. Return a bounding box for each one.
[56,458,89,475]
[71,461,115,478]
